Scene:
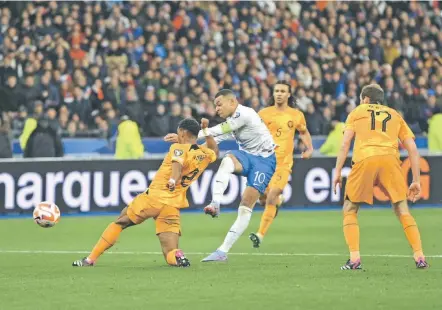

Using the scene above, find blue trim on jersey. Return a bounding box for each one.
[228,150,276,194]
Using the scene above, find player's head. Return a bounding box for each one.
[360,84,385,105]
[214,89,238,119]
[177,118,200,143]
[269,80,295,107]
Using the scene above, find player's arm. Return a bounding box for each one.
[168,145,186,191]
[399,117,421,202]
[403,138,420,185]
[299,129,313,159]
[200,118,219,158]
[333,129,355,194]
[164,133,179,143]
[204,135,219,158]
[197,114,247,139]
[296,112,314,159]
[168,162,182,192]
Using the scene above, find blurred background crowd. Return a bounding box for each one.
[0,0,441,146]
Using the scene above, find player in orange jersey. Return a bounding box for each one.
[72,118,218,268]
[333,84,428,270]
[249,80,314,248]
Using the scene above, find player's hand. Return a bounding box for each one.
[164,133,178,143]
[407,181,421,203]
[167,179,176,192]
[201,118,209,129]
[333,173,342,195]
[301,148,313,159]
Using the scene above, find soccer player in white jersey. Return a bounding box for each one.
[167,89,277,262]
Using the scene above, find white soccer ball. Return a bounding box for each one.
[33,201,61,228]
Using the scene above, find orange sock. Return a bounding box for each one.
[166,249,179,266]
[399,214,424,260]
[343,211,360,261]
[257,204,277,237]
[88,223,123,261]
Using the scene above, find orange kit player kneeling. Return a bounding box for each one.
[72,118,218,268]
[333,84,428,270]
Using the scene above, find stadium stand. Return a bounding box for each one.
[0,1,441,141]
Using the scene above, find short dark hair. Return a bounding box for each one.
[360,84,384,104]
[215,89,235,99]
[178,118,200,137]
[268,80,296,107]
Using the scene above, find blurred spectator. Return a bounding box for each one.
[39,71,60,107]
[169,102,183,133]
[12,105,28,133]
[147,104,170,137]
[305,104,323,135]
[0,113,12,158]
[105,76,126,110]
[428,111,442,153]
[18,101,42,151]
[23,75,41,112]
[24,116,64,158]
[319,121,345,156]
[0,75,24,112]
[115,115,144,159]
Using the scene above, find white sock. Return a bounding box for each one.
[212,156,235,205]
[218,206,253,253]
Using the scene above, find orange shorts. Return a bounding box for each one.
[345,155,407,205]
[127,192,181,235]
[267,166,291,191]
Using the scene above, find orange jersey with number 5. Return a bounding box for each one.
[148,143,217,208]
[259,106,306,168]
[345,104,415,163]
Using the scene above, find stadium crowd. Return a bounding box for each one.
[0,1,441,140]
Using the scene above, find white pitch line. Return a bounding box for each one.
[0,250,441,258]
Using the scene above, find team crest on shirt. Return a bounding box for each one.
[288,121,294,128]
[195,155,206,162]
[233,112,240,118]
[174,149,184,156]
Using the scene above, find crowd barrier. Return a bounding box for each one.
[11,136,429,155]
[0,155,439,215]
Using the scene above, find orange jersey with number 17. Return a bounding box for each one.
[259,106,306,168]
[345,104,415,163]
[148,143,217,209]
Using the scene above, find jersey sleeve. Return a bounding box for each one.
[204,111,249,136]
[258,109,267,121]
[169,144,187,165]
[344,111,356,132]
[213,133,233,144]
[295,111,307,133]
[398,115,415,142]
[205,148,217,163]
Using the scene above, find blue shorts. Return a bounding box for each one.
[228,150,276,194]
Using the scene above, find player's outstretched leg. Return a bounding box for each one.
[393,200,429,268]
[340,200,362,270]
[250,191,283,248]
[202,205,253,262]
[158,232,190,268]
[202,187,258,262]
[72,207,135,267]
[204,155,239,218]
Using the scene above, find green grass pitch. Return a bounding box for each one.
[1,208,441,310]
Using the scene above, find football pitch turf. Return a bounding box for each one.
[1,208,441,310]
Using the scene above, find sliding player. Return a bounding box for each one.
[72,118,218,267]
